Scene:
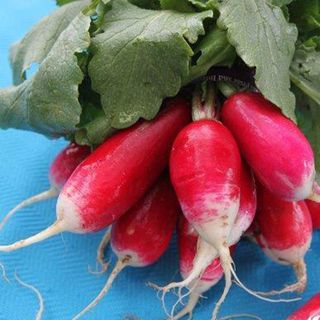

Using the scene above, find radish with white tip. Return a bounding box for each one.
[0,142,90,231]
[72,174,180,320]
[0,99,190,252]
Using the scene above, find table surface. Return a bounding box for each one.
[0,2,319,320]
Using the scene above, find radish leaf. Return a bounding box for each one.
[0,13,91,136]
[10,0,89,85]
[218,0,298,120]
[88,0,212,128]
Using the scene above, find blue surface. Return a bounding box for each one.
[0,2,320,320]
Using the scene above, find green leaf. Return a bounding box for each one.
[289,0,320,34]
[187,26,236,82]
[160,0,195,12]
[56,0,79,6]
[0,13,91,136]
[128,0,160,9]
[74,102,115,146]
[269,0,294,6]
[290,45,320,106]
[188,0,219,10]
[88,0,212,128]
[10,0,89,85]
[218,0,298,120]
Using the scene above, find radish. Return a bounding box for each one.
[72,174,179,320]
[255,185,312,295]
[0,142,90,231]
[171,215,224,320]
[0,98,190,252]
[169,87,242,318]
[305,199,320,229]
[288,293,320,319]
[159,159,257,303]
[221,92,319,202]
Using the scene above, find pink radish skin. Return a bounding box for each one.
[160,160,256,297]
[288,293,320,319]
[0,142,90,231]
[0,99,190,252]
[170,118,241,319]
[72,174,179,320]
[305,200,320,229]
[172,216,224,320]
[255,185,312,295]
[221,92,318,202]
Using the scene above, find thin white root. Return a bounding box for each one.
[211,245,233,320]
[231,267,301,303]
[0,261,9,283]
[308,181,320,203]
[254,260,307,296]
[0,187,58,231]
[150,239,215,295]
[170,290,200,320]
[72,256,130,320]
[0,220,67,252]
[88,228,111,275]
[219,313,262,320]
[14,272,44,320]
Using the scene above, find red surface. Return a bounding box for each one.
[305,200,320,229]
[288,293,320,319]
[60,99,190,232]
[178,216,223,283]
[111,174,179,266]
[49,142,90,189]
[170,119,241,224]
[221,92,315,201]
[256,186,312,250]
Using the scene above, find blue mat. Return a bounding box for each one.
[0,2,319,320]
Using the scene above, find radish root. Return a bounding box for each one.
[211,245,233,320]
[72,256,130,320]
[231,267,301,303]
[0,261,9,283]
[88,228,111,275]
[14,272,44,320]
[255,259,307,296]
[0,187,58,231]
[0,220,67,252]
[170,289,201,320]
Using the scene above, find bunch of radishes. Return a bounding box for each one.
[1,88,320,320]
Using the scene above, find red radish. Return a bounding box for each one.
[72,174,179,320]
[305,199,320,229]
[255,185,312,295]
[221,92,319,202]
[288,293,320,319]
[169,88,242,319]
[160,160,256,295]
[0,142,90,230]
[171,216,224,320]
[0,99,190,252]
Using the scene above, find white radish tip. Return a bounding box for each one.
[308,181,320,203]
